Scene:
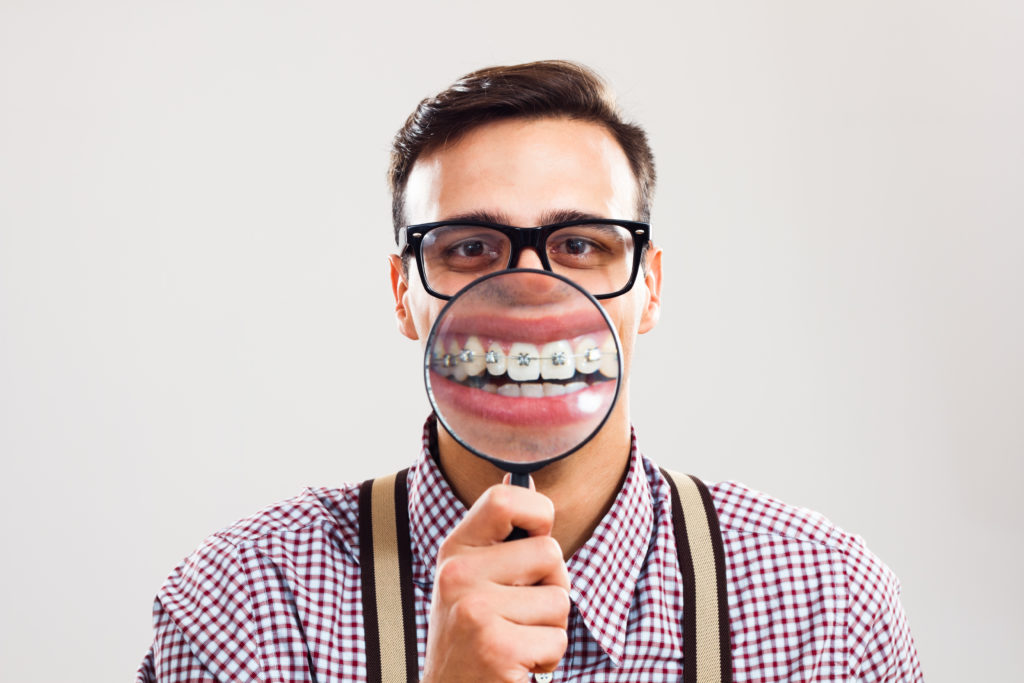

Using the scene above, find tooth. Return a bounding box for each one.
[450,340,468,381]
[486,341,506,376]
[599,337,618,378]
[565,381,587,394]
[574,337,601,374]
[540,340,575,380]
[433,340,451,377]
[483,383,498,394]
[543,383,566,396]
[460,336,486,376]
[520,383,544,398]
[507,343,540,381]
[497,383,521,397]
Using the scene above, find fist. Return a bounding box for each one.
[421,482,571,683]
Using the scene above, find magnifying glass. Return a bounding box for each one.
[424,269,623,496]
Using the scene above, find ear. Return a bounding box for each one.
[637,244,662,334]
[388,254,419,340]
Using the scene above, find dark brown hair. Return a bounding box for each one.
[388,60,656,242]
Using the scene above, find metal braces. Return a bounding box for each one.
[432,346,613,368]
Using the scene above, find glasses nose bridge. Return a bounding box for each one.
[508,226,546,267]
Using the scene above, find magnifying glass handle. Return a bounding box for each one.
[505,472,531,541]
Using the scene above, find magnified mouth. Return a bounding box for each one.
[429,332,619,398]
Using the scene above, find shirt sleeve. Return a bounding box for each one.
[139,533,262,682]
[843,534,924,682]
[136,599,218,682]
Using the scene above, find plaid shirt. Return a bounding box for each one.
[138,420,922,681]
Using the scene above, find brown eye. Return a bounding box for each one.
[563,237,590,255]
[454,240,486,258]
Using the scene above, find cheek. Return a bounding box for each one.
[600,292,646,367]
[409,289,445,344]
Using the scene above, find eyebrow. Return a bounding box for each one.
[440,209,607,226]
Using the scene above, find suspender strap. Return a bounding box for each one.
[358,469,418,683]
[360,468,730,683]
[662,469,733,683]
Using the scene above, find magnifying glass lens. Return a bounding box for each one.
[425,270,622,473]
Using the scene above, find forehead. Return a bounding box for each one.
[403,117,638,226]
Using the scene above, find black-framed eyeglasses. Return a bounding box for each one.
[397,218,651,300]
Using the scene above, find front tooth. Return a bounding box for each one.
[497,383,521,397]
[486,341,506,376]
[433,340,452,377]
[543,383,566,396]
[507,343,540,381]
[461,336,486,376]
[541,340,575,380]
[450,340,468,381]
[520,383,544,398]
[599,337,619,378]
[482,383,498,394]
[565,381,587,394]
[574,337,601,374]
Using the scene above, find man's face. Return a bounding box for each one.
[389,116,662,407]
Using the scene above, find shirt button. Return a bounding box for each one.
[534,674,553,683]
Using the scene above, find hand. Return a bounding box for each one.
[421,480,571,683]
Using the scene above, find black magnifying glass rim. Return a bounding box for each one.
[423,268,624,475]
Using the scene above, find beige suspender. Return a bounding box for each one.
[360,469,732,683]
[359,470,418,683]
[662,470,733,683]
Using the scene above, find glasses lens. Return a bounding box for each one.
[545,224,636,296]
[421,225,512,296]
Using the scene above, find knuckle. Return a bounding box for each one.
[532,535,564,568]
[542,536,563,563]
[435,556,469,595]
[450,594,489,627]
[437,535,459,561]
[483,485,515,518]
[554,626,569,654]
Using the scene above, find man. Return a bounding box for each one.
[138,61,922,682]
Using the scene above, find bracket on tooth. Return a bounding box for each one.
[435,346,615,368]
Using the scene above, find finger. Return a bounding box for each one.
[462,535,569,589]
[434,536,570,608]
[493,584,571,629]
[503,623,568,676]
[448,484,555,547]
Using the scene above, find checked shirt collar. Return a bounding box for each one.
[406,418,655,666]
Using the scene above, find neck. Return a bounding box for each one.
[436,403,633,558]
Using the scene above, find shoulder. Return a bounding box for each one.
[146,483,366,679]
[207,483,363,552]
[706,479,896,586]
[704,480,908,641]
[157,482,364,609]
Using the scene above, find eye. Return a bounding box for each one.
[450,239,488,258]
[561,237,592,256]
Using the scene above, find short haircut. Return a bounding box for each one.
[388,60,657,243]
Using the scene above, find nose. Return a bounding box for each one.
[513,247,544,270]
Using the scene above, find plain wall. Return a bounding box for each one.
[1,1,1021,680]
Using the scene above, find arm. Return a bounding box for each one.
[136,600,218,683]
[844,538,924,681]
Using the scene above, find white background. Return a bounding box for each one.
[1,1,1021,680]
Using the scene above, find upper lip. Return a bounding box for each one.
[432,309,610,344]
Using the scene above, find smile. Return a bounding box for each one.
[429,333,619,398]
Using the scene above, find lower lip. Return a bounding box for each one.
[428,371,616,427]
